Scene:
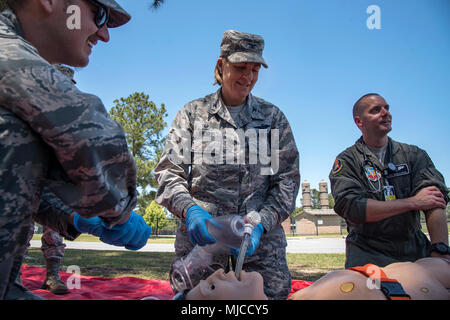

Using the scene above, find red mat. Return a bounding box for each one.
[21,264,312,300]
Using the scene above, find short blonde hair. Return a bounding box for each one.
[213,56,228,85]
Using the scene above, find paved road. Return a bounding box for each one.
[286,237,346,253]
[30,237,347,254]
[30,235,449,254]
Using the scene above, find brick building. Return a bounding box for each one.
[282,180,345,236]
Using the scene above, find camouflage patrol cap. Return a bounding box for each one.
[96,0,131,28]
[220,30,268,68]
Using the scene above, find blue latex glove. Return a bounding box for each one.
[100,211,152,250]
[72,213,103,237]
[185,205,216,246]
[231,223,264,257]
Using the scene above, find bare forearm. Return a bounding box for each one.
[366,186,446,223]
[425,208,448,245]
[365,198,415,222]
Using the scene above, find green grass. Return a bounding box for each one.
[24,248,345,282]
[32,221,448,243]
[25,248,175,280]
[29,221,446,282]
[32,234,176,243]
[287,253,345,281]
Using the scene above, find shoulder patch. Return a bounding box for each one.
[332,158,344,175]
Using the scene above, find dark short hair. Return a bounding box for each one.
[352,93,381,118]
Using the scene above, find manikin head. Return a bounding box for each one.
[186,269,267,300]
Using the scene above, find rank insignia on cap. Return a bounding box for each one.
[365,167,381,182]
[332,159,344,175]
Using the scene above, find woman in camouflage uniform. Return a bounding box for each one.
[155,30,300,300]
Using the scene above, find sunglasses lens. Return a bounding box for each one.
[96,7,108,28]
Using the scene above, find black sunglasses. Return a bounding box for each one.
[86,0,109,29]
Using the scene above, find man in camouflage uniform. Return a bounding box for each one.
[155,30,300,300]
[0,1,151,299]
[5,65,75,299]
[39,226,68,294]
[329,93,449,268]
[38,65,76,295]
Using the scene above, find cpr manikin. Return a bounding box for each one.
[185,258,449,300]
[290,257,449,300]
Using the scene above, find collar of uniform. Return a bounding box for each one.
[388,137,400,158]
[0,8,39,58]
[0,8,26,39]
[241,93,266,122]
[355,136,387,172]
[207,89,235,126]
[207,89,265,128]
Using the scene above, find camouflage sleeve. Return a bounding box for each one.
[329,151,368,225]
[410,147,449,204]
[155,105,195,218]
[258,109,300,232]
[33,188,80,241]
[0,64,137,227]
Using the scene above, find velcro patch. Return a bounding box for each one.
[332,159,344,175]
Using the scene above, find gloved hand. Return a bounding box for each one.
[72,213,103,237]
[231,223,264,257]
[100,211,152,250]
[185,205,216,246]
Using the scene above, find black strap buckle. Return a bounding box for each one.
[380,281,411,300]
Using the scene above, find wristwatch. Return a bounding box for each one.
[430,242,450,255]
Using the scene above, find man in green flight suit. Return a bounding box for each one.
[329,93,449,268]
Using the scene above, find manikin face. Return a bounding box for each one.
[218,58,261,106]
[354,95,392,138]
[51,0,110,67]
[186,269,267,300]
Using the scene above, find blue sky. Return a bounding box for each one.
[74,0,450,207]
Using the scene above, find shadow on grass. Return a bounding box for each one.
[25,248,175,280]
[289,267,342,282]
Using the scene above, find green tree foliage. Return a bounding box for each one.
[143,201,168,235]
[109,92,167,215]
[446,189,450,218]
[328,193,335,209]
[310,189,335,209]
[291,207,302,216]
[310,188,320,209]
